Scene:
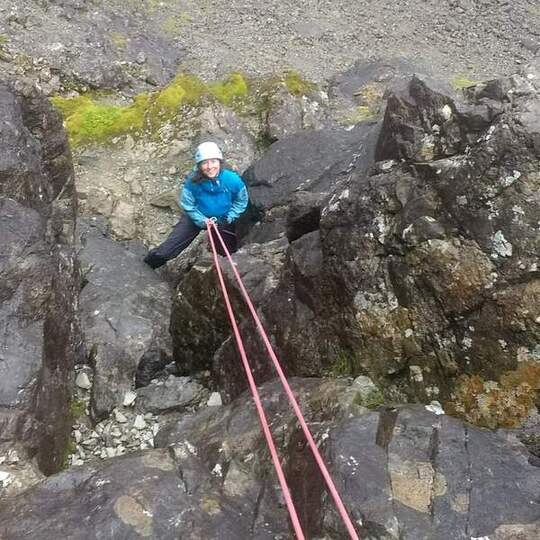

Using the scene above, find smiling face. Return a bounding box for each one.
[199,158,221,178]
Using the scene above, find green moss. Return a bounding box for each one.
[352,105,376,122]
[51,95,147,147]
[69,398,87,419]
[284,70,315,96]
[61,435,77,469]
[326,350,352,376]
[0,34,8,46]
[60,398,86,469]
[51,95,95,118]
[50,70,320,148]
[335,83,385,126]
[451,75,478,90]
[148,73,206,124]
[51,74,207,147]
[209,72,249,107]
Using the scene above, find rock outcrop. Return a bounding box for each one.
[172,60,540,419]
[0,81,81,491]
[1,378,538,539]
[77,218,172,420]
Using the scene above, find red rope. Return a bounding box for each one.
[206,222,306,540]
[207,221,360,540]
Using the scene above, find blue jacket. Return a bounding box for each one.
[180,168,249,228]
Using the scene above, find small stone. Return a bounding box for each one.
[105,447,116,458]
[133,415,147,430]
[75,372,92,390]
[425,401,445,415]
[81,438,97,448]
[0,471,11,486]
[7,450,19,464]
[409,365,424,383]
[114,410,128,423]
[207,392,223,407]
[123,391,137,407]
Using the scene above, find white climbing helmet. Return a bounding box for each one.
[194,141,223,163]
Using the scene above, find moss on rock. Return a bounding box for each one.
[209,72,249,107]
[284,70,315,96]
[447,362,540,428]
[51,70,319,149]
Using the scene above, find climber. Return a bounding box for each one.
[144,141,249,269]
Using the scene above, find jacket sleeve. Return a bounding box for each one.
[226,177,249,223]
[180,183,207,228]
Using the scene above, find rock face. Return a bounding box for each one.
[74,100,257,246]
[171,237,289,401]
[77,218,172,420]
[171,61,540,414]
[241,123,379,243]
[0,81,80,480]
[1,378,538,539]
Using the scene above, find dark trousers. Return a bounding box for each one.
[144,216,238,269]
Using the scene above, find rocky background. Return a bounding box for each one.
[1,0,540,539]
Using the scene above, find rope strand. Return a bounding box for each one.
[206,222,306,540]
[208,221,360,540]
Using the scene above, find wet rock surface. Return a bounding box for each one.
[0,81,80,490]
[1,11,539,534]
[77,217,172,420]
[1,378,538,539]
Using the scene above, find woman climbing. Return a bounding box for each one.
[144,141,249,269]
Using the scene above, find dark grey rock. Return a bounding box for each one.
[0,80,80,477]
[172,70,540,408]
[243,123,379,213]
[77,218,172,420]
[0,2,185,93]
[3,379,536,539]
[135,376,208,414]
[285,190,325,242]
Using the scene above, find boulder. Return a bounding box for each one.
[327,59,452,127]
[77,218,172,420]
[265,83,329,141]
[171,237,288,401]
[135,375,209,414]
[241,123,379,242]
[0,81,80,481]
